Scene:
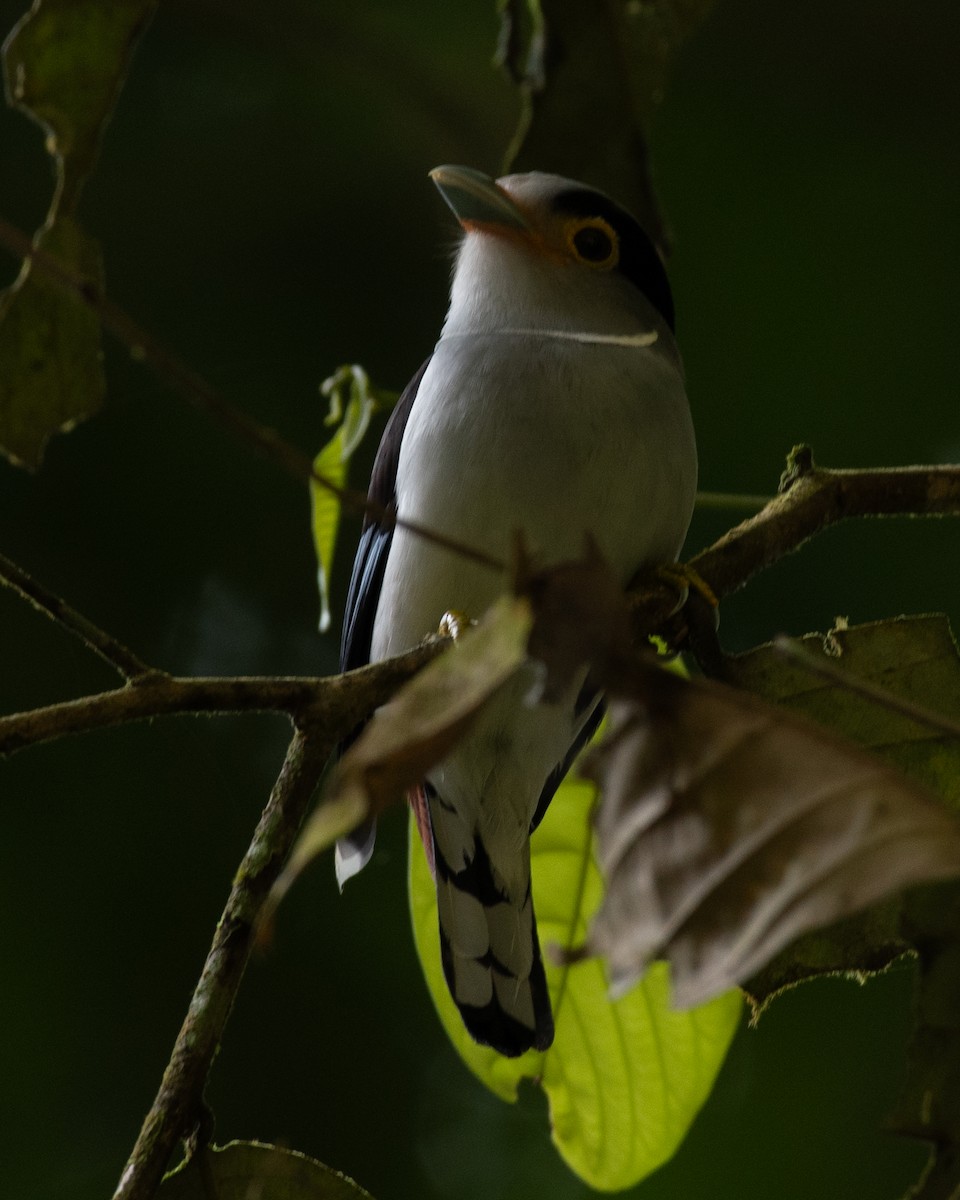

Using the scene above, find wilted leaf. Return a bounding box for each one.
[310,364,396,632]
[409,765,741,1191]
[159,1140,373,1199]
[0,0,156,466]
[582,669,960,1009]
[266,595,533,913]
[520,535,636,699]
[0,217,104,468]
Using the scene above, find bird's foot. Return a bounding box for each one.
[438,609,474,640]
[654,563,719,618]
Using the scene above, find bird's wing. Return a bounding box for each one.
[530,685,605,833]
[340,357,432,674]
[335,357,431,887]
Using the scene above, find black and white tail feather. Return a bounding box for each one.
[427,784,554,1055]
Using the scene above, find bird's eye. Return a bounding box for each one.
[569,220,618,268]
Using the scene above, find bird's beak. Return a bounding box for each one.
[430,165,531,233]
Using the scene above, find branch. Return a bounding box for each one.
[689,452,960,602]
[4,455,958,757]
[0,645,447,756]
[112,722,334,1200]
[0,550,154,681]
[627,454,960,640]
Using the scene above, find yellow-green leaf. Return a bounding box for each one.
[408,766,741,1191]
[310,364,397,632]
[311,427,350,633]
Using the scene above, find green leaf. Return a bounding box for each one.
[159,1140,373,1199]
[3,0,158,209]
[311,427,350,633]
[726,615,960,809]
[723,619,960,1192]
[310,364,397,632]
[723,616,960,1005]
[0,216,105,469]
[409,765,741,1191]
[0,0,156,467]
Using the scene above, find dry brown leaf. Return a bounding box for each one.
[519,534,635,699]
[331,594,533,815]
[581,667,960,1008]
[265,594,534,915]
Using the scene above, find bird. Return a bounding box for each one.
[338,165,697,1057]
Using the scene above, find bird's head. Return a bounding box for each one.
[430,165,675,342]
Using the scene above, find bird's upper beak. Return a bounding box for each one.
[430,165,531,233]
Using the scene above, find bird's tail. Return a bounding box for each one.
[421,787,554,1057]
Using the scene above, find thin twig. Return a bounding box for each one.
[112,723,334,1200]
[695,490,771,511]
[0,214,504,575]
[0,551,155,681]
[0,642,448,757]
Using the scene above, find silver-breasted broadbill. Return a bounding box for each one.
[338,166,697,1057]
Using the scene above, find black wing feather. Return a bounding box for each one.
[530,688,605,833]
[335,358,431,867]
[339,357,432,674]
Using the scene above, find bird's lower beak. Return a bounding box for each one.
[430,165,531,233]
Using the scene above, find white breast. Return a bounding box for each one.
[370,329,696,661]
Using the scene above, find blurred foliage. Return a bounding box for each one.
[0,0,958,1199]
[503,0,716,246]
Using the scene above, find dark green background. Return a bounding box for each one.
[1,1,958,1197]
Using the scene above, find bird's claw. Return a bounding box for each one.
[655,563,719,619]
[438,609,474,640]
